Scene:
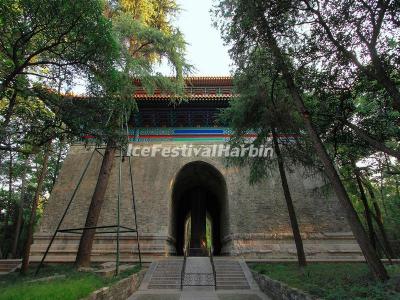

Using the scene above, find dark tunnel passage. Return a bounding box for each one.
[171,161,229,256]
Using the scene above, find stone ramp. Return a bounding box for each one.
[129,257,270,300]
[182,257,214,288]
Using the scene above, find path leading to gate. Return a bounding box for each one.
[128,257,270,300]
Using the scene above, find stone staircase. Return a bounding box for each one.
[147,258,184,289]
[0,259,22,275]
[214,259,250,290]
[144,257,251,291]
[129,257,268,300]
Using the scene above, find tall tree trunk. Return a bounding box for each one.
[75,141,116,268]
[264,26,389,281]
[11,156,29,258]
[272,127,307,267]
[1,149,13,258]
[21,143,51,275]
[363,180,396,259]
[354,167,377,250]
[378,159,389,216]
[0,89,17,140]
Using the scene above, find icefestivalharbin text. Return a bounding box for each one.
[126,144,274,158]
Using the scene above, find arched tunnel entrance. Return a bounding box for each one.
[171,161,229,256]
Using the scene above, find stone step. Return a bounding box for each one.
[212,260,251,290]
[30,248,162,254]
[153,266,182,268]
[217,283,248,286]
[151,276,181,279]
[148,285,180,289]
[148,259,184,290]
[151,275,181,278]
[216,285,249,290]
[217,279,248,282]
[28,255,151,263]
[0,261,20,264]
[0,264,20,269]
[148,280,181,284]
[216,274,247,278]
[0,259,22,275]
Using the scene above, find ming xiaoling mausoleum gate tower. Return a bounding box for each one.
[30,77,363,263]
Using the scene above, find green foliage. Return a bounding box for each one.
[0,0,118,91]
[251,263,400,299]
[218,39,319,184]
[0,0,119,152]
[0,0,189,262]
[0,139,68,258]
[214,0,400,262]
[0,264,141,300]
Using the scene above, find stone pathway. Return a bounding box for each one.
[128,257,270,300]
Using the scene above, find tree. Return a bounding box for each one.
[215,0,389,281]
[1,0,123,271]
[300,0,400,111]
[220,47,309,267]
[272,127,307,266]
[21,142,51,275]
[74,0,188,268]
[265,19,388,282]
[362,177,395,259]
[354,165,378,251]
[75,141,117,268]
[10,155,29,258]
[0,0,118,147]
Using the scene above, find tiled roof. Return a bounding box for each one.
[184,76,232,86]
[51,77,234,101]
[134,76,233,101]
[133,76,232,87]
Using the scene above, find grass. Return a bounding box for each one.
[0,264,141,300]
[250,263,400,300]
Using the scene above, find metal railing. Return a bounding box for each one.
[209,248,217,290]
[180,246,188,290]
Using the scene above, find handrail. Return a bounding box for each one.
[209,248,217,290]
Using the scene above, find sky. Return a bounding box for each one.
[72,1,232,93]
[158,0,233,76]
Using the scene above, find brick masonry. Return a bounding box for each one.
[31,143,363,262]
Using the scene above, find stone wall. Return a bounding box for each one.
[251,271,319,300]
[31,143,363,262]
[82,270,144,300]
